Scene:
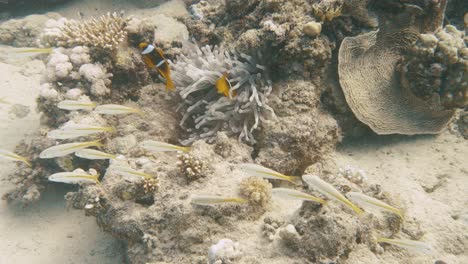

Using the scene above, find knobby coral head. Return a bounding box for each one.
[171,42,276,145]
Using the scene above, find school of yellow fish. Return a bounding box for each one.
[0,42,433,257]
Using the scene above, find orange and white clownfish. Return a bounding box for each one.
[139,42,175,91]
[215,72,236,98]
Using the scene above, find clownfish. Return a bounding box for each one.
[215,72,236,98]
[139,42,175,91]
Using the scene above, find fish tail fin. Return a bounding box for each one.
[165,76,175,91]
[95,178,102,186]
[349,202,364,215]
[180,146,191,153]
[310,196,327,205]
[104,126,117,133]
[0,97,11,105]
[394,209,404,220]
[229,197,248,204]
[19,156,32,167]
[135,108,145,116]
[286,175,302,186]
[376,237,389,243]
[91,139,104,147]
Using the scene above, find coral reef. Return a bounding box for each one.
[208,239,242,264]
[255,79,341,174]
[338,164,367,185]
[0,12,61,47]
[42,12,130,51]
[4,1,464,263]
[455,111,468,139]
[2,134,57,204]
[338,2,456,135]
[400,25,467,109]
[262,216,283,242]
[172,43,275,144]
[184,0,343,81]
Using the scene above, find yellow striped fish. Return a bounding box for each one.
[39,140,103,159]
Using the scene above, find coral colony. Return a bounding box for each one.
[1,1,465,263]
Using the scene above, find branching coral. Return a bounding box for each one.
[47,12,129,51]
[172,43,275,144]
[176,152,205,181]
[143,178,159,193]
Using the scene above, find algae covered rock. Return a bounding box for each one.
[400,25,467,109]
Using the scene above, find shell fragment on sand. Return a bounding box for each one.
[302,174,363,214]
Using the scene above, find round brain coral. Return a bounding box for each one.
[239,176,272,208]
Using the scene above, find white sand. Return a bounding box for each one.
[334,132,468,263]
[0,60,123,264]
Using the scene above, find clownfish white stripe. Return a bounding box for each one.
[142,44,155,55]
[155,59,165,68]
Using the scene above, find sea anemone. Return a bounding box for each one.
[171,42,275,145]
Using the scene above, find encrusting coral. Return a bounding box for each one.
[400,25,467,109]
[172,42,275,144]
